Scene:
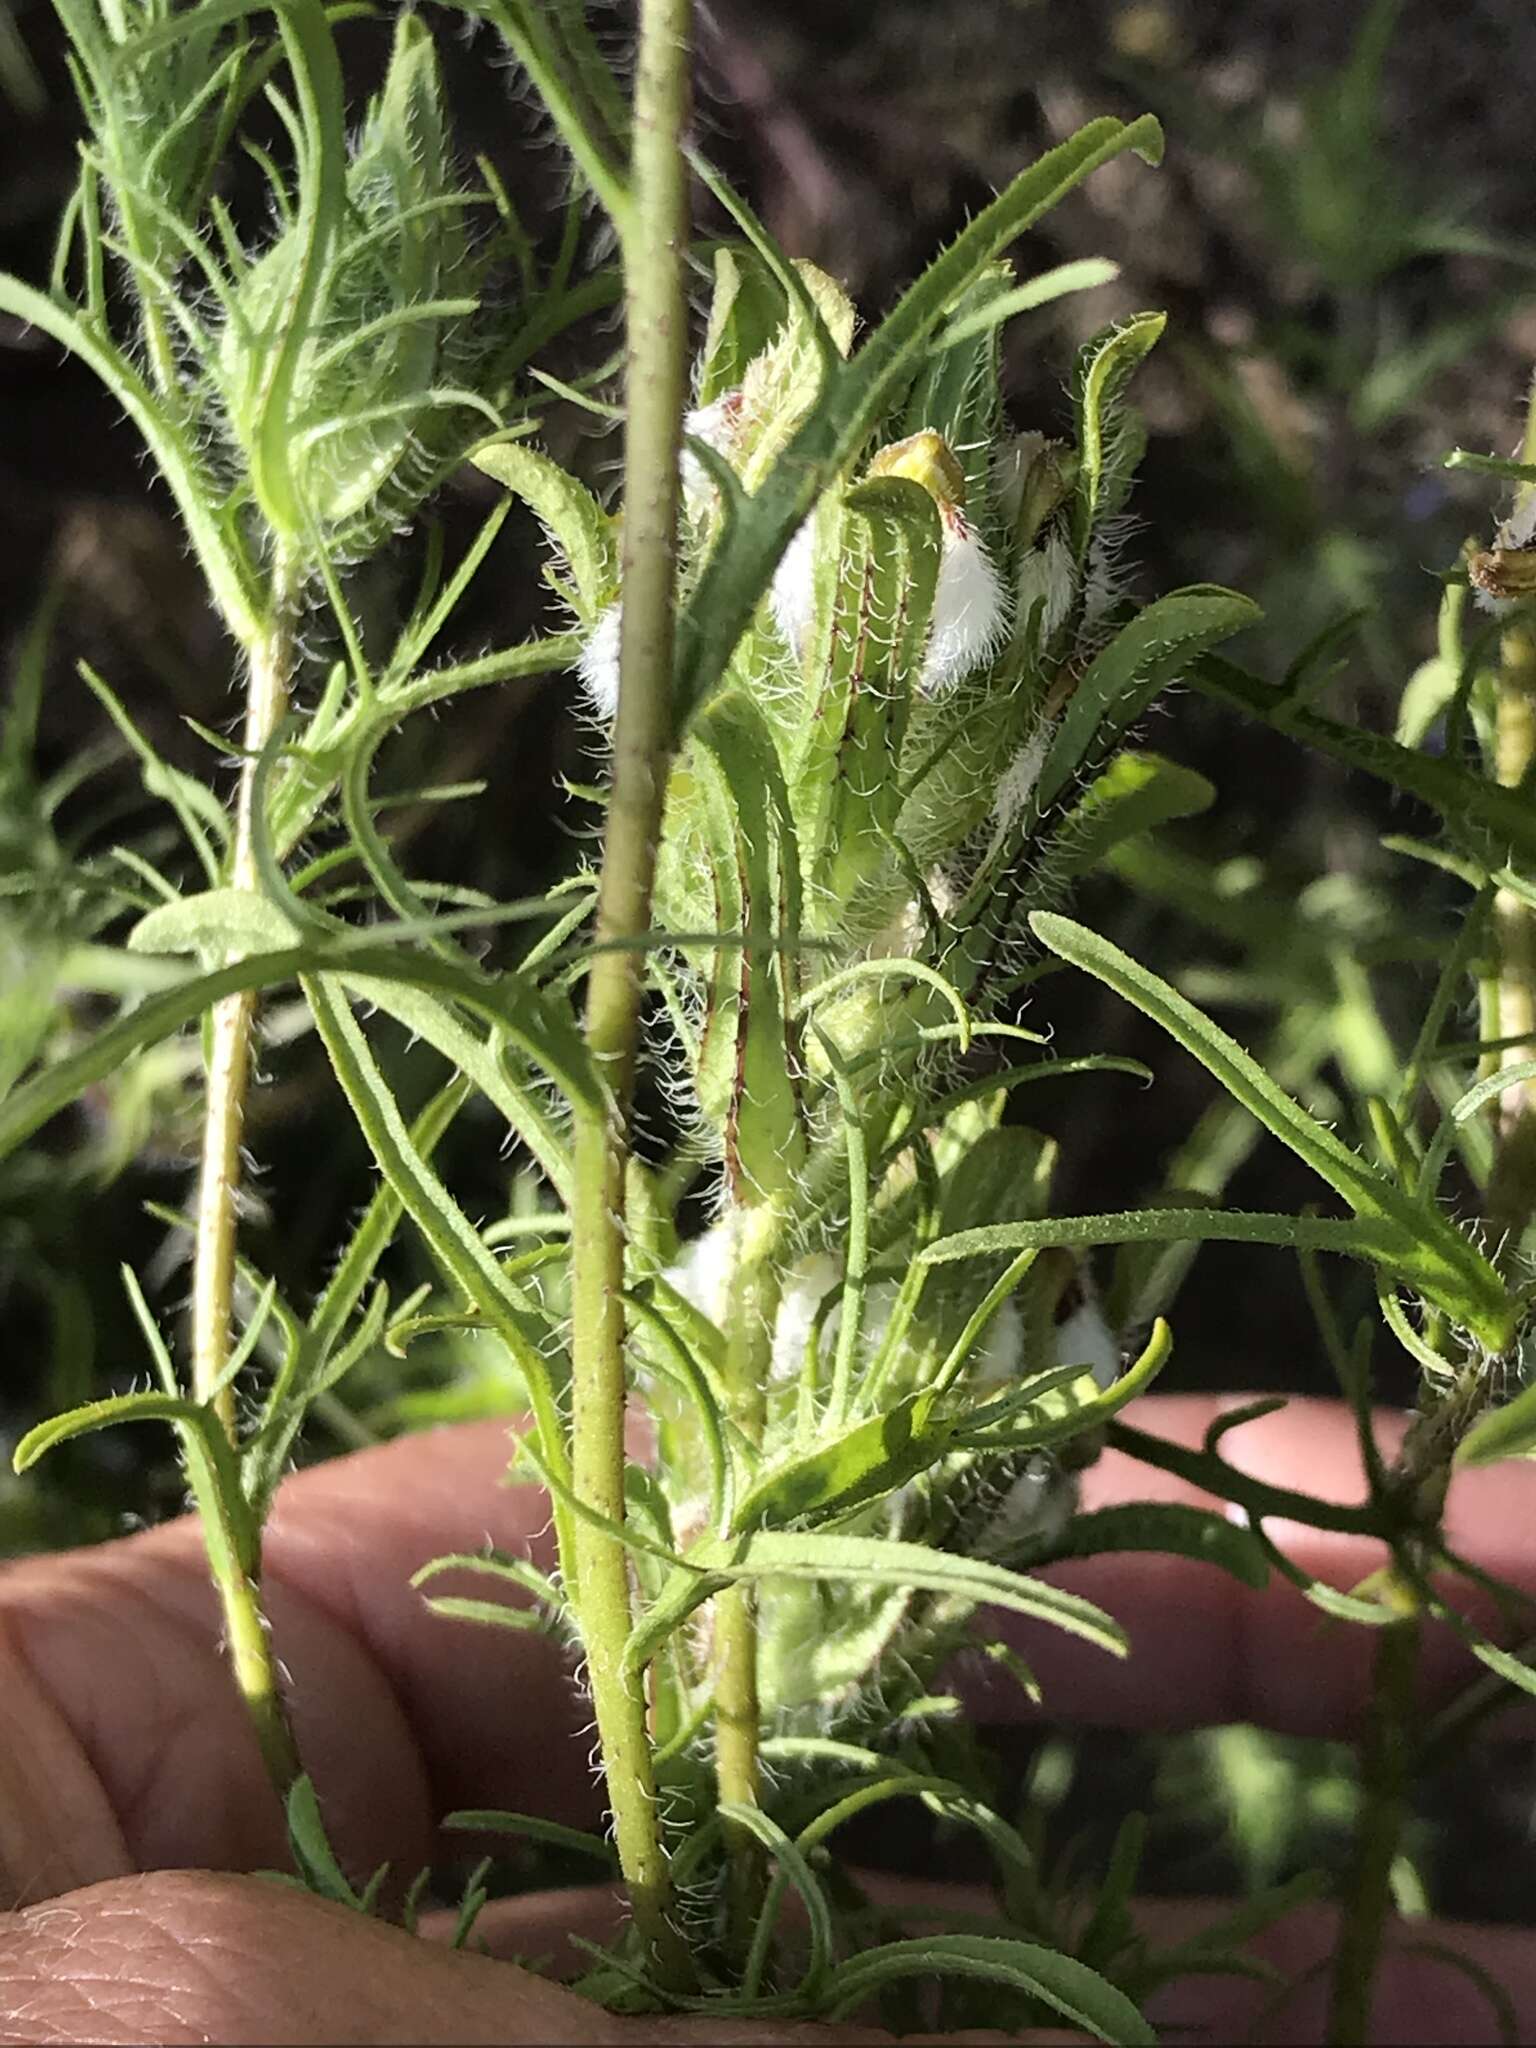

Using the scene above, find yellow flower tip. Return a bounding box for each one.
[866,430,968,511]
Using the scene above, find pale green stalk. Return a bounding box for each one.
[567,0,692,1984]
[188,1446,304,1795]
[193,560,300,1430]
[714,1207,784,1942]
[189,558,303,1808]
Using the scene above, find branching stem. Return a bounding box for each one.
[566,0,693,1987]
[1105,1419,1389,1537]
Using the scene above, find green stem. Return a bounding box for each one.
[196,1479,303,1798]
[185,560,304,1810]
[1327,1609,1422,2046]
[192,562,299,1433]
[714,1210,782,1945]
[566,0,693,1987]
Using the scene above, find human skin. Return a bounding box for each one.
[0,1396,1532,2045]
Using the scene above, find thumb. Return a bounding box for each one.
[0,1872,1061,2046]
[0,1872,629,2047]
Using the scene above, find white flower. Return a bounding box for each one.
[680,389,745,510]
[663,1214,873,1387]
[1013,527,1077,649]
[769,514,818,660]
[770,502,1011,694]
[1056,1293,1121,1391]
[772,430,1009,694]
[576,601,622,721]
[575,393,746,724]
[921,501,1008,693]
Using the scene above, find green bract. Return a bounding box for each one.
[218,12,496,548]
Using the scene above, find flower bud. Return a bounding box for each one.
[219,15,493,551]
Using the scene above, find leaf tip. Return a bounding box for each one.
[1129,114,1166,168]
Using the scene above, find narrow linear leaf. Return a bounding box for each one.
[1018,1501,1269,1589]
[302,977,573,1546]
[923,1206,1375,1263]
[418,1594,552,1633]
[1029,913,1515,1350]
[1456,1377,1536,1468]
[626,1528,1126,1678]
[13,1390,209,1472]
[730,1803,835,2001]
[1190,651,1536,875]
[442,1811,619,1865]
[827,1935,1155,2045]
[935,258,1120,349]
[338,973,572,1202]
[471,439,617,618]
[412,1549,563,1614]
[1467,1638,1536,1699]
[1030,590,1258,851]
[0,930,597,1166]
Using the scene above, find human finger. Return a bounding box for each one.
[0,1422,592,1903]
[965,1394,1536,1738]
[0,1871,1040,2046]
[3,1395,1530,1910]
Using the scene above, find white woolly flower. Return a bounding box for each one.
[575,393,747,724]
[1056,1293,1121,1391]
[1013,528,1077,649]
[971,1299,1024,1386]
[771,429,1009,693]
[768,514,818,661]
[576,601,622,721]
[663,1215,881,1387]
[921,501,1009,692]
[680,389,745,509]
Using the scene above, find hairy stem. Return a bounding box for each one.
[566,0,693,1986]
[192,564,298,1429]
[714,1214,782,1944]
[1327,1609,1422,2046]
[192,1456,303,1797]
[187,561,303,1811]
